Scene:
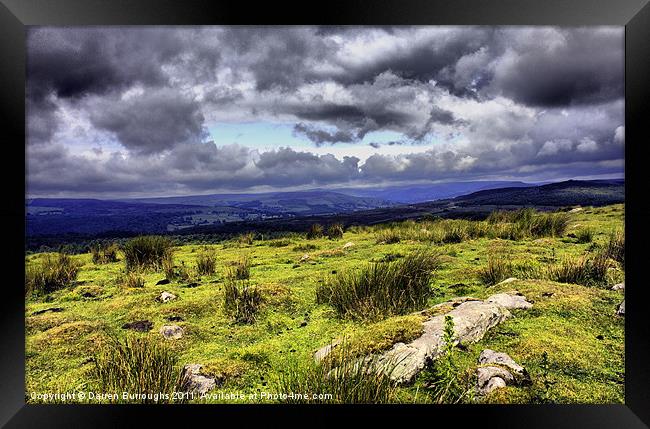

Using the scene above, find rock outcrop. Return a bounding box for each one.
[313,292,533,384]
[477,349,529,395]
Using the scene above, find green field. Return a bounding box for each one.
[25,204,625,404]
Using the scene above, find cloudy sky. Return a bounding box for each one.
[26,26,624,198]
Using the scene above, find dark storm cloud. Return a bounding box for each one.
[25,26,624,197]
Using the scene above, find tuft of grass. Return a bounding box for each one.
[326,223,344,240]
[121,272,145,288]
[546,253,612,287]
[575,228,594,243]
[162,252,191,282]
[122,236,173,272]
[268,239,292,248]
[293,243,319,252]
[478,256,513,286]
[238,232,255,246]
[229,256,251,280]
[195,248,217,276]
[316,251,440,320]
[306,223,324,240]
[91,336,183,403]
[275,342,398,403]
[26,253,80,296]
[223,276,263,324]
[91,242,119,264]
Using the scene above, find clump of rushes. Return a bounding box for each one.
[223,276,263,324]
[238,232,255,245]
[603,229,624,267]
[122,236,173,271]
[306,223,324,240]
[326,223,344,240]
[275,341,398,403]
[25,253,80,296]
[478,256,513,286]
[91,336,184,403]
[121,271,145,288]
[575,228,594,243]
[91,242,119,264]
[230,256,251,280]
[546,253,612,287]
[195,248,217,276]
[375,229,401,244]
[316,251,440,321]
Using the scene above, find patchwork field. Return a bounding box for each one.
[25,204,625,404]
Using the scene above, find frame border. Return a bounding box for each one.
[2,1,648,427]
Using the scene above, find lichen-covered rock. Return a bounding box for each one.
[486,292,533,310]
[477,349,528,395]
[181,364,216,395]
[158,291,177,303]
[160,324,184,339]
[617,300,625,316]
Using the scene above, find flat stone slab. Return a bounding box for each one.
[181,364,216,395]
[160,324,184,339]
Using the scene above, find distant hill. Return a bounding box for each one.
[329,180,537,204]
[120,190,395,215]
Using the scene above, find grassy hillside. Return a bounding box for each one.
[25,204,625,404]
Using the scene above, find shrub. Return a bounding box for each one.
[275,342,398,403]
[122,272,145,288]
[230,256,251,280]
[316,251,440,320]
[326,223,344,240]
[546,253,611,287]
[91,242,119,264]
[195,248,217,276]
[575,228,594,243]
[306,223,324,240]
[478,256,513,286]
[25,253,80,296]
[91,336,183,403]
[122,236,173,271]
[223,277,263,323]
[423,316,473,404]
[238,232,255,245]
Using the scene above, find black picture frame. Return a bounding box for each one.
[1,0,649,427]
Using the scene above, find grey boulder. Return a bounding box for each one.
[160,324,184,339]
[477,349,529,395]
[181,364,216,395]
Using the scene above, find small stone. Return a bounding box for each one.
[299,254,311,263]
[158,291,177,303]
[611,282,625,291]
[617,300,625,316]
[342,242,355,249]
[156,279,170,285]
[569,207,583,213]
[160,325,184,339]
